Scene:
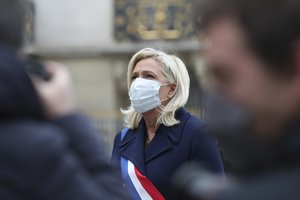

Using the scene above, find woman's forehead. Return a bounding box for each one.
[132,58,163,74]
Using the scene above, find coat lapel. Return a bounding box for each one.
[145,108,191,163]
[144,125,172,163]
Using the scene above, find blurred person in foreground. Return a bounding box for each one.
[0,0,128,199]
[173,0,300,199]
[111,48,224,200]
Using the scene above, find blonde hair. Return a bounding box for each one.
[121,48,190,129]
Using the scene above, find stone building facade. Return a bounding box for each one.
[27,0,207,151]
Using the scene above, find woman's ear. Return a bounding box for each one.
[168,83,177,98]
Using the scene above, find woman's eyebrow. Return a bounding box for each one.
[131,71,138,76]
[143,70,154,74]
[132,70,153,74]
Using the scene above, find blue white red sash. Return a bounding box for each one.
[120,128,165,200]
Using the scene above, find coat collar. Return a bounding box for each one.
[119,108,191,174]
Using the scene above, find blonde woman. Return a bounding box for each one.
[111,48,224,200]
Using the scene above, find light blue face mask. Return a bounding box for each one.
[129,78,169,113]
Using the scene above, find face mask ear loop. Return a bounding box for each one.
[154,81,177,113]
[155,105,164,113]
[172,80,178,96]
[160,97,170,102]
[167,81,178,99]
[159,81,177,102]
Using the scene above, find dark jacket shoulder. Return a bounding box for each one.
[0,120,67,162]
[183,114,224,173]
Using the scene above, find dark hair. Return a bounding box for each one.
[0,0,27,49]
[194,0,300,74]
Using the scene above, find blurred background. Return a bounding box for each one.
[25,0,208,151]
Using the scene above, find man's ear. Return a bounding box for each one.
[168,83,177,98]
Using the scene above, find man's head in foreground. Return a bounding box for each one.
[0,0,27,49]
[195,0,300,138]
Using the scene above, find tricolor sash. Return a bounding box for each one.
[120,128,165,200]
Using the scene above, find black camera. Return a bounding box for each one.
[25,54,51,81]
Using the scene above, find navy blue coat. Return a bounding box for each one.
[0,45,128,200]
[112,108,224,199]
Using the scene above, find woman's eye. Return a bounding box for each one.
[145,74,155,79]
[131,75,137,80]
